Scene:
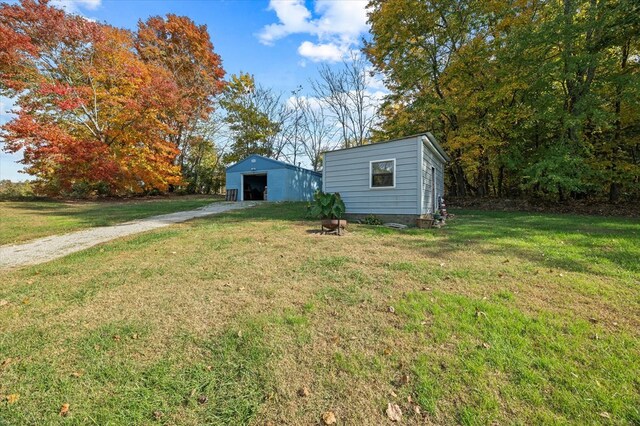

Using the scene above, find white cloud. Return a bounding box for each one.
[260,0,314,45]
[50,0,101,14]
[297,41,346,63]
[258,0,370,62]
[313,0,368,41]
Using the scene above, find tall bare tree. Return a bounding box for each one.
[311,54,378,148]
[300,98,339,171]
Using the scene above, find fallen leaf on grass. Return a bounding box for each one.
[322,411,336,425]
[400,373,410,385]
[297,387,310,397]
[6,394,19,404]
[600,412,611,419]
[59,403,70,416]
[386,403,402,422]
[71,371,83,378]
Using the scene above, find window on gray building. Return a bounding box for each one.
[370,159,395,188]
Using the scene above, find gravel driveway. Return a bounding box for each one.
[0,201,255,269]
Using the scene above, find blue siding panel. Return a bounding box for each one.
[225,155,321,202]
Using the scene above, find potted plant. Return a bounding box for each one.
[308,191,347,234]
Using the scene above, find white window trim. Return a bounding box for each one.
[369,158,396,189]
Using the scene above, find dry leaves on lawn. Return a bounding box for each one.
[322,410,337,425]
[59,403,70,416]
[386,403,402,422]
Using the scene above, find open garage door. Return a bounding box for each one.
[243,174,267,200]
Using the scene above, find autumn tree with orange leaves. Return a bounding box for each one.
[136,14,225,187]
[0,0,224,196]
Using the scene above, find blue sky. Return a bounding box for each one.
[0,0,372,181]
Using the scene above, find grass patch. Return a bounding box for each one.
[397,291,640,424]
[0,316,282,425]
[0,202,638,424]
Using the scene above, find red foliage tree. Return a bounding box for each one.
[135,14,226,172]
[0,0,224,196]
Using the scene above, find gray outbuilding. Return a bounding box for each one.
[322,133,450,223]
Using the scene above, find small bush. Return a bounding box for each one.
[0,180,40,200]
[360,214,383,225]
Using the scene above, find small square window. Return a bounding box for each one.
[370,159,395,188]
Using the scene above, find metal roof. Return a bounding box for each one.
[324,132,451,162]
[226,154,322,176]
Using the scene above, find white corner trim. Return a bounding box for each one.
[418,138,424,215]
[369,158,396,189]
[322,153,326,192]
[421,136,448,164]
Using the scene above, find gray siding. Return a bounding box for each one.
[324,137,421,215]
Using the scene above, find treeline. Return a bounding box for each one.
[365,0,640,201]
[4,0,638,202]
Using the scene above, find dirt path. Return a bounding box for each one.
[0,202,255,269]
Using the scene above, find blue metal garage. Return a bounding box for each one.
[226,155,322,201]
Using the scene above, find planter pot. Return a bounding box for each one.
[321,218,347,231]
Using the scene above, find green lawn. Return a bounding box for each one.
[0,203,638,424]
[0,196,221,245]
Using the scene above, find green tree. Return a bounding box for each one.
[219,73,281,164]
[365,0,640,201]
